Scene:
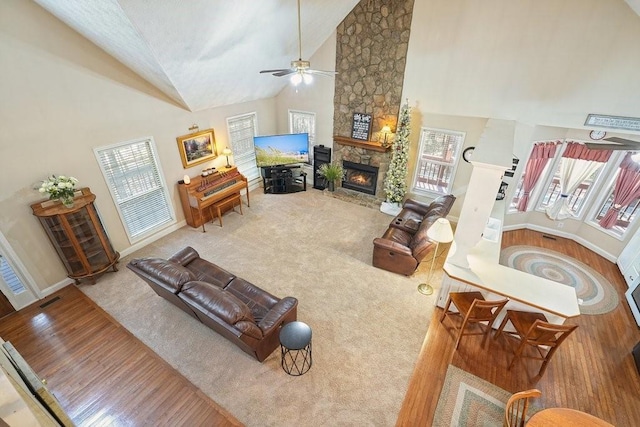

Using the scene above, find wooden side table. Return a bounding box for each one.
[211,193,242,228]
[279,321,312,376]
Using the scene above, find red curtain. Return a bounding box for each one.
[562,141,612,162]
[516,142,559,212]
[599,152,640,229]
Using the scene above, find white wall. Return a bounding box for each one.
[401,0,640,258]
[0,1,277,292]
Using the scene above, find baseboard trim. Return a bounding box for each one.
[501,224,617,263]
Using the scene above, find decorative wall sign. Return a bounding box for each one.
[351,113,373,141]
[585,114,640,131]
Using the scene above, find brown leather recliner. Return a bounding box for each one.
[127,246,298,362]
[373,195,455,276]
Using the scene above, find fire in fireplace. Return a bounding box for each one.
[342,161,379,195]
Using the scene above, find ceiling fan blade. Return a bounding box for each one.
[586,136,640,150]
[273,69,296,77]
[307,69,338,76]
[260,69,290,74]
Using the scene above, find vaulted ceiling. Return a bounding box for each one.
[31,1,640,115]
[33,0,360,112]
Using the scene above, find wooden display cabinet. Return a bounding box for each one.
[31,187,119,284]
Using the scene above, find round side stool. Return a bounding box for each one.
[279,321,312,376]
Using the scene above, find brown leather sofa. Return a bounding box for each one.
[373,195,455,276]
[127,246,298,362]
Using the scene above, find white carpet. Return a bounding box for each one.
[80,189,437,426]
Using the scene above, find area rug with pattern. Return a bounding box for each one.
[499,245,619,315]
[433,365,540,426]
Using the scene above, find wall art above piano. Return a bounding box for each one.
[176,128,217,168]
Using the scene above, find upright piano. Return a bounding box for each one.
[177,166,249,231]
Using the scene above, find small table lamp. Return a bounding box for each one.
[222,147,232,168]
[418,218,454,295]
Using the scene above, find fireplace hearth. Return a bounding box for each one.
[342,161,379,195]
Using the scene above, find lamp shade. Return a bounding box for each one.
[222,148,232,156]
[426,218,454,244]
[381,125,391,133]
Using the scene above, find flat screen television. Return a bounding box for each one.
[626,282,640,328]
[254,133,309,167]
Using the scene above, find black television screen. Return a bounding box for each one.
[254,133,309,167]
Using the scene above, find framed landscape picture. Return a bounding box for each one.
[176,129,217,168]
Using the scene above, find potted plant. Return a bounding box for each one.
[317,162,345,192]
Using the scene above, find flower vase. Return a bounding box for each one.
[328,181,335,192]
[60,195,75,209]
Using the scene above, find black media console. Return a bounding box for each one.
[261,165,307,194]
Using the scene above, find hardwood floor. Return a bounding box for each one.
[1,229,638,426]
[0,285,241,427]
[397,229,640,426]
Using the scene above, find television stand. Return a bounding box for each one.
[261,165,307,194]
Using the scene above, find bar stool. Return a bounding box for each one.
[495,310,578,377]
[440,291,508,350]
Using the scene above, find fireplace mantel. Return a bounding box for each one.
[333,136,388,153]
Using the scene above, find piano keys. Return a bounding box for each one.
[177,166,249,231]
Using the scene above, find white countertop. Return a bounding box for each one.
[444,203,580,319]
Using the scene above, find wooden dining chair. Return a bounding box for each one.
[440,291,509,350]
[504,388,542,427]
[495,310,578,377]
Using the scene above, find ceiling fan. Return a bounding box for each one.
[585,136,640,151]
[259,0,338,85]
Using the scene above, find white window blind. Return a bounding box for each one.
[289,110,316,164]
[95,137,174,242]
[227,113,260,181]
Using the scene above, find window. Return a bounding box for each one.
[0,254,26,295]
[412,127,464,195]
[589,152,640,237]
[593,190,640,235]
[227,112,260,181]
[537,164,604,217]
[289,110,316,164]
[509,177,526,212]
[95,137,174,242]
[536,142,609,219]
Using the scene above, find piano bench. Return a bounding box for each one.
[211,193,243,228]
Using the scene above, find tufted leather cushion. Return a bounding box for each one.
[186,258,235,287]
[128,258,196,293]
[180,281,257,327]
[224,278,277,323]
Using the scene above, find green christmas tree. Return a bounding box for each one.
[383,100,411,204]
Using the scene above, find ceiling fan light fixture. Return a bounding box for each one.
[291,73,303,86]
[302,73,313,85]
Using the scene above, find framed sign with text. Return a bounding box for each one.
[351,113,372,141]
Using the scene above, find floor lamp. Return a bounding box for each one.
[417,218,454,295]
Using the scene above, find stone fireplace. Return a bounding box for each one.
[342,161,379,195]
[332,136,390,201]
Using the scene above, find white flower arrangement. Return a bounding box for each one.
[38,175,79,203]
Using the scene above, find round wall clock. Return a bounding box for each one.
[462,146,475,163]
[589,130,607,140]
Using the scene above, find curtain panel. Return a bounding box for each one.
[545,142,612,221]
[516,141,559,212]
[599,152,640,229]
